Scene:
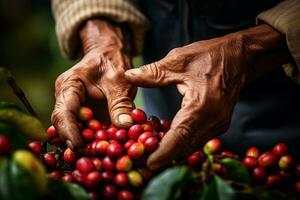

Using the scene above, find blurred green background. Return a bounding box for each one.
[0,0,143,127]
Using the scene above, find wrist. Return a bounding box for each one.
[79,19,132,55]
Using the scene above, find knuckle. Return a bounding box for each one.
[167,47,183,60]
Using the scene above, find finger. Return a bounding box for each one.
[51,77,85,150]
[124,60,180,87]
[147,89,202,170]
[106,89,136,129]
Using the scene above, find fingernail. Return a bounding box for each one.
[118,114,133,124]
[66,140,74,150]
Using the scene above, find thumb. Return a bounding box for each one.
[124,60,179,87]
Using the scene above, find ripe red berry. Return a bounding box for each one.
[85,171,101,188]
[242,156,258,169]
[272,143,288,157]
[62,174,73,182]
[212,163,225,175]
[47,125,58,139]
[203,138,222,154]
[72,170,86,184]
[131,109,147,124]
[51,137,63,146]
[266,174,280,187]
[76,157,95,174]
[160,119,171,132]
[107,126,118,140]
[107,142,124,159]
[50,170,62,179]
[28,141,42,155]
[89,191,99,200]
[114,129,129,143]
[253,167,267,181]
[44,153,57,168]
[102,184,117,199]
[128,125,144,140]
[63,148,77,164]
[246,147,260,158]
[94,140,110,155]
[127,143,144,159]
[118,190,134,200]
[144,137,159,152]
[137,132,153,144]
[92,158,102,171]
[294,181,300,193]
[188,150,206,166]
[95,129,108,141]
[114,172,129,186]
[147,116,161,131]
[278,155,293,169]
[102,156,116,171]
[124,140,135,151]
[258,152,278,168]
[87,119,101,131]
[101,171,115,183]
[82,129,95,142]
[79,107,93,121]
[116,155,132,171]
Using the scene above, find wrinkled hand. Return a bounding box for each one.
[52,19,136,149]
[125,24,288,170]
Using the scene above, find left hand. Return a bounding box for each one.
[125,24,289,170]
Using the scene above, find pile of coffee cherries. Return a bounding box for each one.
[29,107,170,200]
[185,138,300,194]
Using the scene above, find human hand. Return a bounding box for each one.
[125,24,289,170]
[52,19,136,150]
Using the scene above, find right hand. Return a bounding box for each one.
[51,19,136,150]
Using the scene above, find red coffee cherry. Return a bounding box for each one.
[72,169,86,184]
[242,156,258,169]
[92,158,102,171]
[266,174,281,187]
[203,138,222,154]
[76,157,95,174]
[81,129,95,142]
[147,116,161,131]
[160,119,171,132]
[28,141,42,155]
[144,137,159,152]
[128,125,144,140]
[107,126,118,140]
[94,140,110,155]
[62,174,73,182]
[95,129,108,141]
[63,148,77,164]
[50,170,62,179]
[127,143,144,159]
[102,184,117,199]
[85,171,101,188]
[258,152,278,168]
[107,142,124,159]
[294,181,300,193]
[116,155,132,172]
[272,143,288,157]
[101,171,115,183]
[47,125,58,139]
[114,129,129,143]
[118,190,134,200]
[137,132,153,144]
[79,107,93,121]
[131,109,147,124]
[188,150,206,166]
[87,119,101,131]
[44,153,57,168]
[102,156,116,171]
[124,140,135,151]
[252,166,267,181]
[246,147,260,158]
[114,172,129,186]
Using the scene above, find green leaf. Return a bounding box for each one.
[0,108,47,141]
[0,158,38,200]
[46,178,90,200]
[200,175,237,200]
[142,166,194,200]
[0,121,28,149]
[220,158,251,184]
[0,102,23,111]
